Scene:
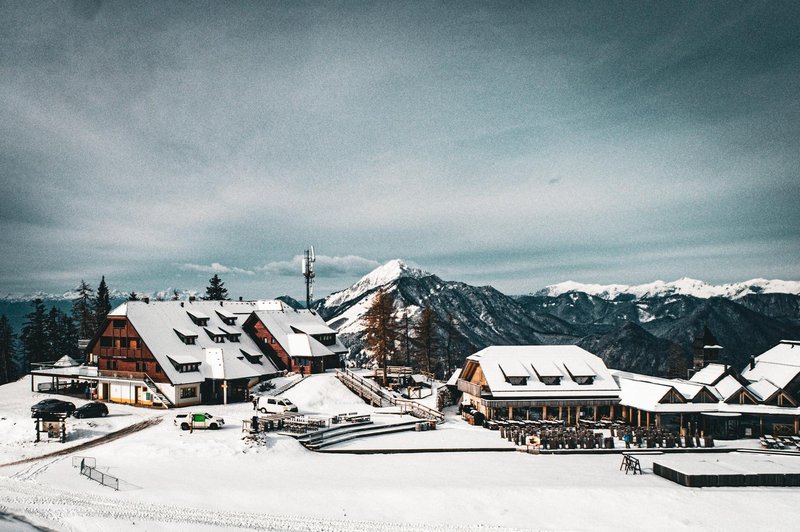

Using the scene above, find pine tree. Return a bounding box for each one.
[0,314,16,384]
[204,274,229,301]
[94,276,111,327]
[362,288,398,384]
[412,305,438,375]
[46,307,80,360]
[128,291,139,301]
[666,344,689,379]
[402,311,412,368]
[171,289,180,301]
[72,280,96,339]
[21,299,48,370]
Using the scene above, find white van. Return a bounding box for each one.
[257,396,299,414]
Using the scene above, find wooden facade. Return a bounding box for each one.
[89,317,169,384]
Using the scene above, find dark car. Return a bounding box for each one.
[31,399,76,417]
[73,401,108,419]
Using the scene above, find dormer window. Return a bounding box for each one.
[573,376,594,385]
[506,376,528,386]
[215,309,237,326]
[564,360,596,386]
[186,310,210,326]
[499,361,529,386]
[204,327,226,343]
[174,328,198,345]
[240,349,263,365]
[540,376,562,386]
[219,327,241,343]
[167,355,200,373]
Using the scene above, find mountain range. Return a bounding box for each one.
[314,260,800,377]
[4,262,799,378]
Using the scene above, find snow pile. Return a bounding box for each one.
[537,277,800,300]
[283,373,379,415]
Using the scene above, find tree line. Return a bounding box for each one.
[362,288,464,382]
[0,274,230,385]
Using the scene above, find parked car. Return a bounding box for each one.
[174,412,225,430]
[257,396,299,414]
[31,399,76,417]
[73,401,108,418]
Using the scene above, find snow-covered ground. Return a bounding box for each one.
[1,373,799,531]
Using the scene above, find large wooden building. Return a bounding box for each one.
[456,345,621,424]
[32,299,349,407]
[613,340,800,438]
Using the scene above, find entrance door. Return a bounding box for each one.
[102,382,110,400]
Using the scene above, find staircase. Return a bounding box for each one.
[290,419,425,450]
[336,369,444,423]
[266,375,306,397]
[143,374,172,408]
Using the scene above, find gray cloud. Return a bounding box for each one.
[259,255,380,278]
[179,263,255,276]
[0,1,797,298]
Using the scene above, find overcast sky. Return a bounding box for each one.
[1,1,798,300]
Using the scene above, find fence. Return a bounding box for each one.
[75,456,120,490]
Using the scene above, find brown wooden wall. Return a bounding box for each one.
[250,320,292,371]
[88,318,169,383]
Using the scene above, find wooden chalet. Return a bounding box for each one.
[244,302,348,375]
[30,300,284,407]
[455,345,621,424]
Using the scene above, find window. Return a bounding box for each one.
[113,320,125,328]
[100,337,112,347]
[130,338,139,349]
[135,361,148,373]
[506,376,527,386]
[156,363,162,374]
[119,337,128,348]
[541,376,561,385]
[180,387,198,399]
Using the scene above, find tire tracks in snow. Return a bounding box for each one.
[0,416,163,469]
[0,477,524,532]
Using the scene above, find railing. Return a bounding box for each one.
[337,369,445,423]
[143,374,172,408]
[78,458,119,490]
[457,378,482,397]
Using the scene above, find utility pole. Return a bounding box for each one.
[301,246,316,309]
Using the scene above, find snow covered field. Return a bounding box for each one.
[2,374,799,531]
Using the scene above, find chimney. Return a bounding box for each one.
[750,356,755,370]
[239,296,243,301]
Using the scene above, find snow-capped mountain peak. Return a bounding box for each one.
[536,278,800,300]
[323,259,429,309]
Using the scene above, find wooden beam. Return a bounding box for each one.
[542,405,547,419]
[637,409,642,427]
[593,406,598,421]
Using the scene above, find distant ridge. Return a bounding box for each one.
[535,278,800,300]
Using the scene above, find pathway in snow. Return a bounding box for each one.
[0,417,164,469]
[0,477,524,532]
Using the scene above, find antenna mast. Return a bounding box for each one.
[302,245,316,309]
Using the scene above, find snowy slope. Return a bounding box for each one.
[536,277,800,300]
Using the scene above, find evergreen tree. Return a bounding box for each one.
[94,276,111,327]
[128,291,139,301]
[0,315,16,384]
[46,307,80,360]
[204,274,229,301]
[666,344,689,379]
[401,311,412,368]
[362,288,398,384]
[412,305,438,375]
[72,280,96,339]
[171,289,180,301]
[21,299,48,370]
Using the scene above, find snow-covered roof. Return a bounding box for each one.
[102,300,279,385]
[614,370,719,402]
[689,363,728,385]
[713,375,745,402]
[466,346,619,399]
[251,307,349,359]
[613,369,800,415]
[741,341,800,389]
[53,355,80,367]
[446,368,462,387]
[746,379,780,402]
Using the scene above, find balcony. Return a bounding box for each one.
[457,378,483,397]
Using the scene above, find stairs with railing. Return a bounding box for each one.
[336,369,444,423]
[143,374,172,408]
